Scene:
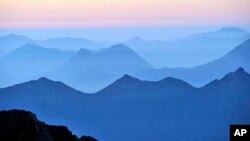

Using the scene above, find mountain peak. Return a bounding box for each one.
[77,48,92,55]
[110,44,129,49]
[158,77,194,87]
[117,74,140,83]
[235,67,246,74]
[76,44,132,56]
[30,77,63,85]
[2,34,32,40]
[13,43,44,52]
[33,77,61,85]
[6,34,23,38]
[107,74,141,86]
[205,67,250,88]
[1,77,84,95]
[126,36,145,43]
[38,77,51,81]
[108,44,133,53]
[222,67,249,80]
[131,36,144,40]
[217,27,249,34]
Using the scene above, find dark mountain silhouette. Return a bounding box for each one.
[0,77,85,106]
[125,27,250,68]
[0,34,33,57]
[98,74,195,98]
[0,110,97,141]
[46,44,153,92]
[202,67,250,91]
[80,136,98,141]
[135,38,250,87]
[0,68,250,141]
[0,43,75,88]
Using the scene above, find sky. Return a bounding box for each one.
[0,0,250,28]
[0,0,250,41]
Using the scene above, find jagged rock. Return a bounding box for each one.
[0,110,97,141]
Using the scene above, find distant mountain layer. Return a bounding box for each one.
[0,34,33,57]
[0,43,152,92]
[182,27,249,39]
[1,68,250,141]
[0,34,111,57]
[0,110,97,141]
[124,27,250,68]
[1,27,249,67]
[1,29,249,91]
[45,44,153,92]
[135,38,250,87]
[0,43,75,88]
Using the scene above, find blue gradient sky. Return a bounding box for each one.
[0,0,250,41]
[1,0,250,28]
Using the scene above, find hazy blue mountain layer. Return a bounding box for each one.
[0,34,111,57]
[0,68,249,141]
[125,27,250,68]
[1,33,249,92]
[45,44,153,92]
[0,34,33,57]
[1,27,249,68]
[0,43,75,88]
[135,38,250,87]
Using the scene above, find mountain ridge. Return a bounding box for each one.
[0,43,75,88]
[2,67,247,93]
[124,27,250,67]
[1,67,250,141]
[45,44,153,92]
[135,38,250,87]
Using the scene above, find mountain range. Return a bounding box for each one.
[0,43,75,88]
[0,67,249,141]
[0,42,153,92]
[135,38,250,87]
[0,34,33,57]
[1,27,249,68]
[1,26,250,141]
[124,27,250,67]
[45,44,153,92]
[1,36,250,92]
[0,34,110,57]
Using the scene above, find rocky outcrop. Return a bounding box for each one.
[0,110,97,141]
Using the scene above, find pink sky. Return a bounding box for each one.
[0,0,250,28]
